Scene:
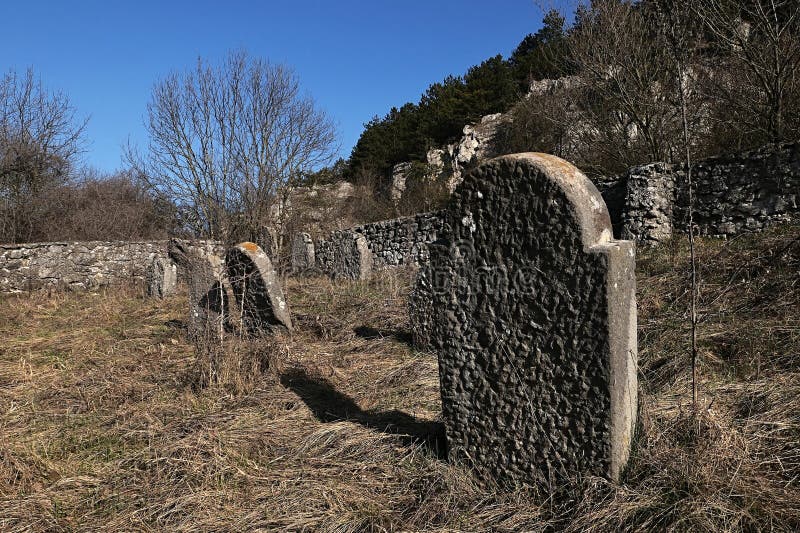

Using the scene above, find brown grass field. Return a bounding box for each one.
[1,225,799,532]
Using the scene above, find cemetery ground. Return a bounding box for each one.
[1,225,799,532]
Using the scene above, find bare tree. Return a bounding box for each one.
[0,68,87,243]
[567,0,695,171]
[661,0,703,409]
[695,0,800,147]
[128,51,338,245]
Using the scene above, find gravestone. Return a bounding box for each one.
[225,242,293,334]
[411,153,637,484]
[259,226,279,259]
[291,232,315,274]
[145,256,177,299]
[168,239,230,342]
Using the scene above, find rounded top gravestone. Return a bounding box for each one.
[226,242,293,334]
[411,153,637,485]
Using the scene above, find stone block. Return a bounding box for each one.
[168,239,230,342]
[290,232,315,274]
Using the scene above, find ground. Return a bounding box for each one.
[1,225,799,532]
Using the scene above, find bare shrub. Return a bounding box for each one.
[32,169,176,241]
[0,67,87,243]
[695,0,800,149]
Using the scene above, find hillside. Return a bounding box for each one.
[1,225,798,531]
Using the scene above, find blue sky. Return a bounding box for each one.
[2,1,563,173]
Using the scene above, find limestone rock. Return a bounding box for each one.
[391,162,411,203]
[441,113,507,192]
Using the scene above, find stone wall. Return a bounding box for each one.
[315,211,444,278]
[0,240,220,293]
[622,142,800,243]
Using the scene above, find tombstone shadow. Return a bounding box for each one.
[280,366,446,459]
[164,318,186,330]
[353,325,413,346]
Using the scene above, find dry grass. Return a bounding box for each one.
[1,226,799,531]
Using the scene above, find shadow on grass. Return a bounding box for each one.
[353,325,413,346]
[164,319,186,330]
[280,366,446,459]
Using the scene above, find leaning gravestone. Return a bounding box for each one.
[411,153,637,484]
[291,232,315,274]
[145,256,177,299]
[225,242,293,334]
[168,239,230,341]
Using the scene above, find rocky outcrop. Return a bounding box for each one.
[437,113,509,192]
[391,162,411,203]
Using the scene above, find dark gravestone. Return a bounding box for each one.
[168,239,230,342]
[410,153,637,484]
[225,242,293,334]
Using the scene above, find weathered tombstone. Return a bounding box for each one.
[168,239,230,341]
[291,232,315,274]
[256,226,279,259]
[411,153,637,484]
[225,242,293,334]
[145,256,177,299]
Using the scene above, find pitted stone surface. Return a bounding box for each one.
[145,256,177,299]
[411,153,637,485]
[225,242,292,334]
[291,232,315,273]
[168,239,229,341]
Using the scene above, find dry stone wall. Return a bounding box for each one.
[0,240,221,293]
[315,232,374,280]
[314,212,444,279]
[622,141,800,243]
